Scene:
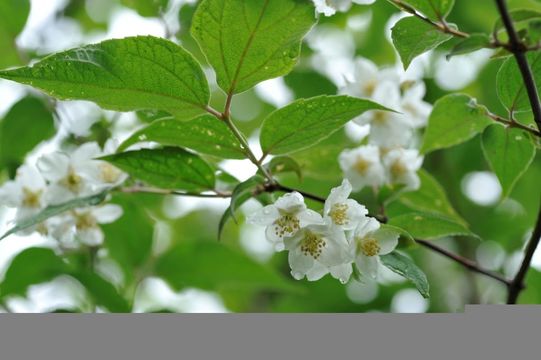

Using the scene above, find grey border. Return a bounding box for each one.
[0,305,539,359]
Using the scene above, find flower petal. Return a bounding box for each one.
[37,153,70,182]
[92,204,123,224]
[247,205,279,226]
[355,253,379,279]
[288,249,314,279]
[330,263,353,284]
[375,229,399,255]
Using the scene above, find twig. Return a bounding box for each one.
[416,239,511,286]
[487,112,541,137]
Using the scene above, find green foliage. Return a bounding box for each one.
[388,212,477,240]
[0,192,108,241]
[380,251,429,298]
[0,0,29,68]
[447,34,491,59]
[400,0,455,21]
[497,52,541,113]
[155,241,300,292]
[391,16,452,69]
[191,0,315,94]
[0,97,56,176]
[493,9,541,35]
[71,271,130,312]
[0,36,210,120]
[119,114,245,159]
[265,156,303,180]
[481,124,536,199]
[421,94,493,154]
[260,95,386,155]
[121,0,169,17]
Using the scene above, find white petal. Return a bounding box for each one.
[330,263,353,284]
[342,199,368,230]
[45,184,75,205]
[355,253,379,279]
[265,224,287,245]
[298,209,324,227]
[375,229,399,255]
[354,217,381,238]
[17,165,46,190]
[306,262,330,281]
[274,192,306,213]
[92,204,123,224]
[37,153,70,181]
[288,249,314,278]
[0,181,22,207]
[78,228,104,246]
[324,179,352,214]
[72,142,102,163]
[247,205,280,226]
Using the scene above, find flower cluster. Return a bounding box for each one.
[313,0,376,16]
[338,57,428,192]
[248,179,398,283]
[0,141,127,247]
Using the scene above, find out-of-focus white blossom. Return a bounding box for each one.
[400,81,432,128]
[341,58,400,99]
[382,148,423,190]
[313,0,376,16]
[350,217,398,279]
[323,179,368,230]
[247,192,323,249]
[339,145,386,191]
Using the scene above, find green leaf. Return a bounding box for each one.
[493,9,541,35]
[446,33,491,60]
[71,271,130,313]
[191,0,316,94]
[481,124,536,199]
[260,95,387,156]
[0,247,67,298]
[265,156,303,180]
[380,251,430,299]
[118,114,245,159]
[0,192,108,241]
[421,94,492,154]
[155,241,300,292]
[389,212,477,240]
[0,36,210,120]
[400,0,454,21]
[0,96,56,176]
[0,0,30,69]
[391,16,452,70]
[102,148,215,191]
[121,0,169,17]
[397,169,465,224]
[381,224,416,247]
[497,52,541,113]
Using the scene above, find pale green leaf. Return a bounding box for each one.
[388,212,478,240]
[0,0,30,68]
[391,16,452,69]
[0,36,210,120]
[497,52,541,113]
[447,33,491,60]
[191,0,315,94]
[102,148,215,191]
[421,94,492,154]
[118,114,245,159]
[400,0,454,21]
[481,124,536,199]
[260,95,387,156]
[380,251,430,298]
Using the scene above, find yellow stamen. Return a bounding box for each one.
[330,203,348,225]
[358,237,380,257]
[300,231,326,259]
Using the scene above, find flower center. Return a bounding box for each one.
[390,160,407,179]
[372,111,389,125]
[100,163,122,184]
[358,237,380,257]
[61,167,83,193]
[402,102,418,117]
[354,156,371,175]
[22,187,42,208]
[363,80,377,97]
[329,203,348,225]
[300,231,326,259]
[75,212,97,230]
[274,214,300,237]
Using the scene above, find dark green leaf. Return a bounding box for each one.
[102,148,215,191]
[0,192,108,241]
[421,94,492,154]
[497,52,541,113]
[118,114,245,159]
[156,241,300,292]
[380,251,430,298]
[389,212,478,240]
[0,36,210,120]
[121,0,169,17]
[260,95,387,156]
[493,9,541,35]
[191,0,316,94]
[266,156,303,180]
[447,33,491,60]
[0,0,30,68]
[71,271,130,312]
[391,16,452,69]
[0,247,67,298]
[481,124,536,199]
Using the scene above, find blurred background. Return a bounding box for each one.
[1,0,541,313]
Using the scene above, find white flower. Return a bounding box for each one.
[383,148,423,190]
[339,145,386,191]
[285,221,353,283]
[354,82,415,147]
[85,139,128,190]
[247,192,323,248]
[313,0,376,16]
[54,204,123,247]
[341,58,400,99]
[350,218,398,279]
[400,81,432,128]
[324,179,368,230]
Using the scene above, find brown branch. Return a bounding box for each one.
[487,112,541,137]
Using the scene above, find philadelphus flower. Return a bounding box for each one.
[324,179,368,229]
[350,217,398,279]
[383,148,423,190]
[400,81,432,128]
[339,145,386,191]
[53,204,123,247]
[313,0,376,16]
[248,192,322,248]
[341,58,400,99]
[285,221,353,283]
